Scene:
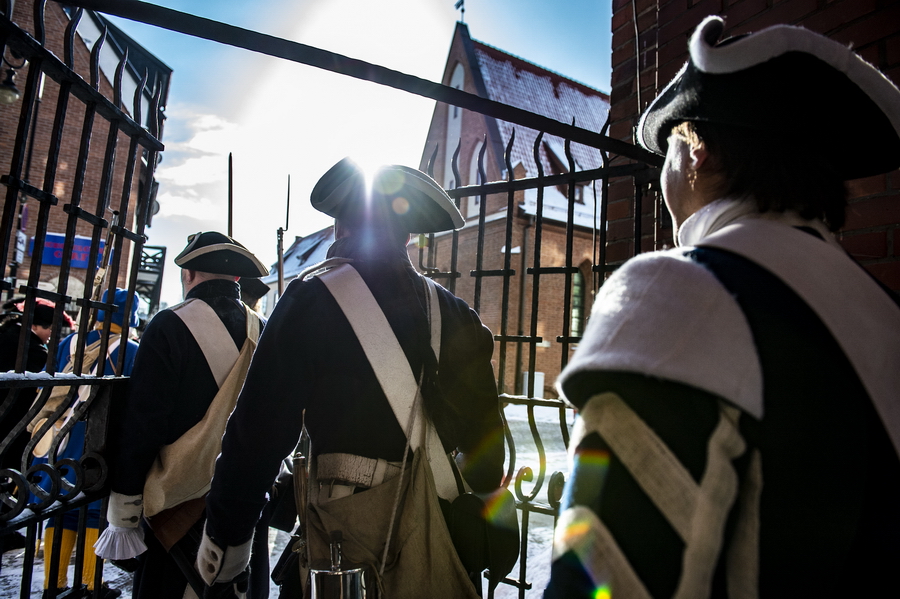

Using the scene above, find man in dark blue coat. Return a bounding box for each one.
[199,159,505,597]
[95,232,268,599]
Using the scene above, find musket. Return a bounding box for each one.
[292,410,311,588]
[277,174,290,298]
[86,210,119,331]
[228,152,234,238]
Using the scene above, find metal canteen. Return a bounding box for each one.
[310,530,378,599]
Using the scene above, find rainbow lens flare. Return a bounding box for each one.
[481,488,514,526]
[576,448,610,469]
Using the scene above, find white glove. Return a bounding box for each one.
[197,523,253,586]
[94,492,148,559]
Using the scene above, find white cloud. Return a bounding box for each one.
[155,191,220,220]
[156,154,232,187]
[143,0,459,307]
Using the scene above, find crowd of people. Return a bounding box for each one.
[2,14,900,599]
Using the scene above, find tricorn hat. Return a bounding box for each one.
[239,277,271,305]
[637,16,900,180]
[174,231,268,277]
[310,157,464,234]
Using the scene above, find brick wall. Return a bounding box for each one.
[610,0,900,289]
[1,0,140,305]
[418,211,598,398]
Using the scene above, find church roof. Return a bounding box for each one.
[451,24,609,229]
[469,31,610,177]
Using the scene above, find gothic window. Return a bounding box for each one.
[444,63,465,189]
[571,269,586,338]
[467,139,484,219]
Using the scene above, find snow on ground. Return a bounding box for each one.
[0,528,291,598]
[1,535,135,597]
[494,404,573,597]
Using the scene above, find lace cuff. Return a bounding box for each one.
[93,525,148,560]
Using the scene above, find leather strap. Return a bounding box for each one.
[318,263,459,500]
[172,299,251,388]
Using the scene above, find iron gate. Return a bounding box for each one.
[2,0,662,597]
[417,136,659,597]
[1,0,164,596]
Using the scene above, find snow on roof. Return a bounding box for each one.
[521,185,603,230]
[472,40,610,178]
[262,226,334,283]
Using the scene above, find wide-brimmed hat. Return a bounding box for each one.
[174,231,268,277]
[637,16,900,180]
[97,288,140,328]
[310,157,464,234]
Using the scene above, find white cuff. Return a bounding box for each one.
[93,525,148,559]
[197,523,253,585]
[107,492,144,528]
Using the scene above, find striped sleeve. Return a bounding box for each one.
[545,373,760,599]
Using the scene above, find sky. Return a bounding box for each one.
[104,0,613,308]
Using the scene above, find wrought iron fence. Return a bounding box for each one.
[2,0,661,597]
[1,0,163,596]
[419,134,658,597]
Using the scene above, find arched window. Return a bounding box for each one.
[571,269,586,338]
[466,139,484,219]
[444,63,465,189]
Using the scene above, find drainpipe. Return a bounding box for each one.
[514,217,532,395]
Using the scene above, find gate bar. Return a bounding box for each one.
[54,0,662,165]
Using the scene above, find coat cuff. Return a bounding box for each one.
[197,523,253,585]
[106,491,144,528]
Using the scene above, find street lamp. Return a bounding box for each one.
[0,68,20,105]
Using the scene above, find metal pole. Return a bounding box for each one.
[277,227,284,298]
[227,152,233,237]
[277,175,289,298]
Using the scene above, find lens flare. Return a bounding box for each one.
[392,196,410,215]
[374,167,405,195]
[577,448,610,469]
[559,518,591,544]
[481,487,515,526]
[593,584,612,599]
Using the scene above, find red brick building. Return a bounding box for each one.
[417,23,611,397]
[607,0,900,289]
[1,0,170,313]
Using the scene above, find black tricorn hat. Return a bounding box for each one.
[310,157,464,234]
[174,231,268,277]
[239,277,271,305]
[637,16,900,180]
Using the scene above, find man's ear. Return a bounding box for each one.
[689,142,710,171]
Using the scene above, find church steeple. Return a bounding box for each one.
[454,0,465,24]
